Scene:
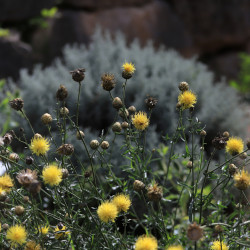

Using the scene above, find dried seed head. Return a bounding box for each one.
[133,180,145,192]
[101,73,116,91]
[25,156,34,165]
[118,108,129,119]
[187,161,193,169]
[56,85,68,101]
[9,153,19,162]
[101,141,109,150]
[145,96,158,109]
[240,152,248,160]
[16,169,38,187]
[60,107,69,116]
[223,131,230,138]
[200,130,207,137]
[214,225,223,233]
[128,106,136,113]
[147,183,163,202]
[187,222,203,241]
[90,140,99,150]
[228,164,238,176]
[41,113,53,125]
[14,205,25,216]
[178,81,189,92]
[3,133,13,145]
[76,130,85,140]
[121,122,129,129]
[112,122,122,133]
[246,138,250,149]
[9,98,24,111]
[61,169,69,179]
[2,223,9,230]
[57,144,74,156]
[23,196,30,203]
[70,68,85,82]
[212,135,228,150]
[28,180,41,195]
[112,97,123,109]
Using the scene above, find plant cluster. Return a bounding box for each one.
[0,61,249,249]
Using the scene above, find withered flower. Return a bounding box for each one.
[70,68,85,82]
[145,96,158,109]
[56,85,68,101]
[56,144,74,156]
[212,135,228,150]
[3,133,13,145]
[16,169,38,187]
[101,73,116,91]
[187,222,203,241]
[147,183,163,202]
[9,98,24,111]
[28,180,41,195]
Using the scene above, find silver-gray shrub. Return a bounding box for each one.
[8,29,247,164]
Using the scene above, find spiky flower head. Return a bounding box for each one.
[6,225,27,247]
[234,169,250,190]
[25,241,41,250]
[187,222,203,241]
[178,90,197,110]
[122,62,135,79]
[112,194,131,212]
[38,225,49,235]
[101,73,116,91]
[70,68,85,82]
[56,143,74,156]
[166,246,184,250]
[42,165,63,186]
[132,111,149,131]
[135,235,158,250]
[56,85,68,101]
[97,201,118,223]
[16,169,38,187]
[0,174,14,191]
[54,225,70,240]
[147,183,163,202]
[225,137,244,155]
[30,136,50,156]
[210,240,229,250]
[9,98,24,111]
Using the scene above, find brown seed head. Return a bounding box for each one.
[9,153,19,162]
[14,205,25,216]
[90,140,99,150]
[28,180,41,195]
[41,113,53,125]
[147,183,163,202]
[212,135,228,150]
[178,81,189,92]
[145,96,158,109]
[70,68,85,82]
[9,98,24,111]
[3,133,13,145]
[187,222,203,241]
[57,144,74,156]
[112,97,123,109]
[16,169,38,187]
[84,171,92,178]
[133,180,145,192]
[101,73,116,91]
[112,122,122,133]
[228,164,238,176]
[101,141,109,150]
[76,130,85,140]
[56,85,68,101]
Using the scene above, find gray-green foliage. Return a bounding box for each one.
[9,29,247,164]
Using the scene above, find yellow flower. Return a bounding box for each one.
[178,90,197,109]
[0,174,14,191]
[54,225,70,240]
[42,165,63,186]
[234,169,250,190]
[135,235,158,250]
[211,240,229,250]
[30,136,50,156]
[25,241,41,250]
[122,62,136,74]
[6,225,27,247]
[112,194,131,212]
[38,225,49,235]
[132,111,149,131]
[166,246,184,250]
[97,201,118,223]
[225,137,244,155]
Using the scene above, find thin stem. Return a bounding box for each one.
[76,82,82,127]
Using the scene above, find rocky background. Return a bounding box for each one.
[1,0,250,80]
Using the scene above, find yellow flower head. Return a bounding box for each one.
[234,169,250,190]
[112,194,131,212]
[6,225,27,247]
[25,241,41,250]
[178,90,197,110]
[54,225,70,240]
[42,165,63,186]
[97,201,118,223]
[30,136,50,156]
[211,240,229,250]
[225,137,244,155]
[38,225,49,235]
[132,111,149,131]
[166,246,183,250]
[122,62,136,74]
[0,174,14,191]
[135,235,158,250]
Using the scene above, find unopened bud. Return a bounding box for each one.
[178,81,189,92]
[223,131,230,138]
[9,153,19,162]
[112,122,122,133]
[133,180,145,192]
[101,141,109,150]
[90,140,99,150]
[112,97,123,109]
[41,113,53,125]
[76,131,85,140]
[15,206,25,216]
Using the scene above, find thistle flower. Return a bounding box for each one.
[178,90,197,110]
[16,169,38,187]
[9,98,24,111]
[97,201,118,223]
[135,235,158,250]
[166,246,184,250]
[212,135,228,150]
[25,241,41,250]
[42,165,63,186]
[0,174,14,191]
[70,68,85,82]
[38,225,49,235]
[187,222,203,241]
[225,137,244,155]
[56,144,74,156]
[112,194,131,212]
[54,225,70,239]
[234,169,250,190]
[41,113,53,125]
[56,85,68,101]
[122,62,135,79]
[30,136,50,156]
[210,240,229,250]
[6,225,27,247]
[101,73,116,91]
[132,111,149,131]
[145,96,158,109]
[147,183,163,202]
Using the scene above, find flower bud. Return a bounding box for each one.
[14,205,25,216]
[9,153,19,162]
[112,122,122,133]
[214,225,223,233]
[200,130,207,137]
[223,131,230,138]
[76,130,85,140]
[23,196,30,203]
[70,68,85,82]
[25,156,34,165]
[101,73,116,91]
[112,97,123,109]
[101,141,109,150]
[57,144,74,156]
[2,223,9,230]
[41,113,53,125]
[61,169,69,179]
[147,183,163,202]
[118,109,129,119]
[187,161,193,169]
[178,81,189,92]
[121,122,129,129]
[3,133,13,145]
[133,180,145,192]
[90,140,99,150]
[240,152,248,160]
[60,107,69,116]
[9,98,24,111]
[128,106,136,113]
[56,85,68,101]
